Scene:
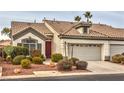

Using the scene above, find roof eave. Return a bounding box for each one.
[58,35,124,41]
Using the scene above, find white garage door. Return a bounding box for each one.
[70,44,101,61]
[110,45,124,58]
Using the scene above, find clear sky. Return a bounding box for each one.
[1,11,124,40]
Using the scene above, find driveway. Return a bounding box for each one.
[87,61,124,73]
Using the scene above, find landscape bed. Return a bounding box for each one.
[1,62,89,76]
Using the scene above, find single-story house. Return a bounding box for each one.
[11,19,124,61]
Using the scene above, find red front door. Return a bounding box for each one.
[45,41,51,58]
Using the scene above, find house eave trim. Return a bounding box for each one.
[58,35,124,41]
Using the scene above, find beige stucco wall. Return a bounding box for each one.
[12,32,45,56]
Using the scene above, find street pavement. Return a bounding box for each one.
[1,73,124,81]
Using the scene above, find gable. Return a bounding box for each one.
[11,21,53,36]
[13,27,47,41]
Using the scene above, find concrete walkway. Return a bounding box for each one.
[87,61,124,73]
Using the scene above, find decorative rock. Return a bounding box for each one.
[49,62,56,67]
[14,68,21,74]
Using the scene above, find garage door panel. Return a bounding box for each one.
[110,45,124,58]
[72,45,101,61]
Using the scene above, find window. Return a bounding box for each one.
[83,27,88,34]
[23,44,29,49]
[18,38,42,55]
[22,38,38,43]
[37,43,42,53]
[17,43,22,46]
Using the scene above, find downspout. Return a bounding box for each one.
[71,44,73,58]
[64,41,66,57]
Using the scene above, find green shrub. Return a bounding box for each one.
[32,57,43,64]
[3,46,14,56]
[0,49,2,57]
[6,55,12,62]
[12,46,29,58]
[122,52,124,56]
[120,56,124,64]
[12,55,26,65]
[21,59,31,69]
[40,54,45,61]
[22,47,29,55]
[76,61,88,70]
[26,55,32,61]
[51,53,63,62]
[57,59,72,71]
[31,49,41,57]
[69,57,79,66]
[112,54,123,63]
[3,46,29,59]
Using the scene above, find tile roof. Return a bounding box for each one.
[11,21,53,36]
[91,24,124,38]
[0,40,11,46]
[11,20,124,39]
[44,20,77,34]
[44,20,124,38]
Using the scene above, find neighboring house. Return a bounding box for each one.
[0,40,11,48]
[11,19,124,61]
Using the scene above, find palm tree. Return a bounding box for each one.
[1,27,12,38]
[83,11,93,23]
[74,16,81,22]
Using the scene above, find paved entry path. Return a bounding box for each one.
[87,61,124,73]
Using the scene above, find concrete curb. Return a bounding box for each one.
[1,71,124,80]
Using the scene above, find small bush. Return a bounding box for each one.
[6,55,12,62]
[121,53,124,56]
[51,53,63,62]
[21,59,31,69]
[69,57,79,66]
[63,56,68,60]
[76,61,88,70]
[40,54,45,61]
[12,55,26,65]
[3,46,14,56]
[32,57,43,64]
[12,46,29,58]
[57,59,72,71]
[31,49,41,57]
[112,54,123,63]
[0,49,2,57]
[3,46,29,59]
[26,55,32,61]
[119,55,124,64]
